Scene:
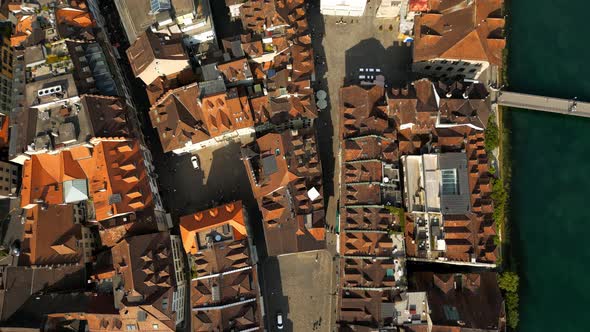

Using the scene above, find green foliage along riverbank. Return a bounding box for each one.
[499,271,520,329]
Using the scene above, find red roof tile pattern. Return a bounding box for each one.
[179,201,247,256]
[20,204,84,266]
[97,210,161,247]
[111,232,181,330]
[338,84,407,329]
[466,130,497,263]
[413,0,506,65]
[343,206,394,231]
[145,68,198,105]
[343,232,395,257]
[20,139,153,221]
[342,257,397,289]
[81,95,130,138]
[242,128,325,255]
[193,301,262,332]
[339,289,399,330]
[412,272,504,331]
[340,85,394,139]
[389,79,490,155]
[217,58,253,84]
[149,83,255,152]
[179,202,264,331]
[344,136,398,163]
[126,31,189,85]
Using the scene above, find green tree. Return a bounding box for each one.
[485,115,500,152]
[498,271,519,293]
[505,291,520,329]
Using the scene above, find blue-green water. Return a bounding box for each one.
[508,1,590,331]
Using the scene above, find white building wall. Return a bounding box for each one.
[412,59,489,81]
[172,127,256,155]
[321,0,367,16]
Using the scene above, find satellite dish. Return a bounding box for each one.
[214,234,222,241]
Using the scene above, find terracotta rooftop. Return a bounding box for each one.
[179,201,247,256]
[389,79,440,140]
[342,257,397,289]
[11,14,34,47]
[411,272,504,330]
[409,0,430,12]
[389,79,490,155]
[291,44,314,82]
[20,139,153,221]
[149,83,255,152]
[97,209,161,248]
[19,204,84,266]
[145,68,198,105]
[242,128,325,255]
[343,183,384,206]
[81,95,130,138]
[111,232,181,330]
[239,0,288,33]
[344,136,398,163]
[443,213,480,262]
[127,31,190,85]
[340,84,394,139]
[149,83,208,152]
[0,265,86,323]
[83,306,176,331]
[217,57,253,84]
[55,7,95,39]
[342,232,396,257]
[413,0,506,65]
[342,206,394,231]
[466,130,497,263]
[0,114,8,148]
[180,202,264,331]
[339,289,399,330]
[192,301,262,332]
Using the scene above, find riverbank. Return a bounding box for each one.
[495,1,520,329]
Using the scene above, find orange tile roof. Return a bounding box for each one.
[108,232,179,330]
[409,0,429,11]
[56,8,95,28]
[217,58,253,83]
[149,84,255,152]
[242,129,325,255]
[0,114,9,148]
[20,139,153,221]
[413,0,506,65]
[201,90,255,136]
[21,204,83,266]
[11,14,33,47]
[91,139,153,221]
[179,201,247,255]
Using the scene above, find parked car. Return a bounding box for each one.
[276,312,284,330]
[10,240,20,257]
[191,155,199,169]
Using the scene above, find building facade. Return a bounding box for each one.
[321,0,367,16]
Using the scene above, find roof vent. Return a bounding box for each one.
[37,85,62,97]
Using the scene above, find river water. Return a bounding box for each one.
[508,1,590,331]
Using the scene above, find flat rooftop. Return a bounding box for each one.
[403,153,470,215]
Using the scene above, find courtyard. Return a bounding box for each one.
[261,250,335,332]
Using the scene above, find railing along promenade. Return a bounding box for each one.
[497,91,590,117]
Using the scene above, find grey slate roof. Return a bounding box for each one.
[438,152,470,215]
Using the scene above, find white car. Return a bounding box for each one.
[191,156,199,169]
[276,312,284,330]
